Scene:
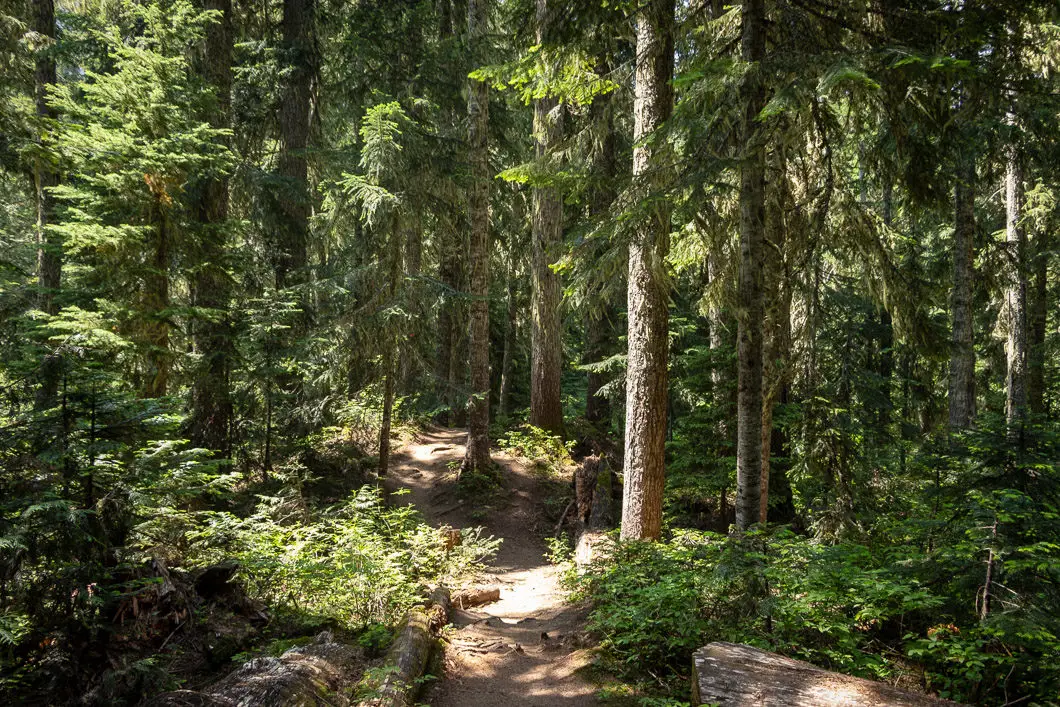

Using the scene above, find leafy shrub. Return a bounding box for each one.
[498,424,573,476]
[578,530,943,689]
[184,486,500,628]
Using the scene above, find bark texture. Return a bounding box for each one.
[620,0,673,542]
[735,0,767,532]
[529,0,565,436]
[1004,146,1027,425]
[274,0,314,290]
[948,157,976,430]
[364,587,452,707]
[692,642,960,706]
[462,0,492,475]
[189,0,234,452]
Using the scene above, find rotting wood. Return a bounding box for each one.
[692,642,963,706]
[148,631,363,706]
[361,586,452,707]
[452,587,500,609]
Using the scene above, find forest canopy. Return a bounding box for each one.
[0,0,1058,704]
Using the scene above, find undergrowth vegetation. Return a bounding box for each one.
[571,419,1060,706]
[169,486,500,627]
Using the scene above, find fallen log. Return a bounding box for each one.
[361,586,452,707]
[148,631,364,706]
[692,642,962,707]
[452,587,500,609]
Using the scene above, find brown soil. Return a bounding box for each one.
[385,427,599,706]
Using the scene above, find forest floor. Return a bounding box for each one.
[385,427,600,706]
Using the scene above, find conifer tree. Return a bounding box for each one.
[529,0,564,437]
[462,0,492,475]
[734,0,767,531]
[620,0,673,542]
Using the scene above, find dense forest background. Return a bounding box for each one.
[0,0,1058,704]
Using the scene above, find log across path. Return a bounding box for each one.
[385,428,599,707]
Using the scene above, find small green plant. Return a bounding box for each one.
[356,623,393,658]
[498,425,573,477]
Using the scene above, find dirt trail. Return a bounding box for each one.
[386,427,598,707]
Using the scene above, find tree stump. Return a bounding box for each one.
[574,455,616,566]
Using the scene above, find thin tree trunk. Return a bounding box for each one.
[462,0,491,474]
[529,0,565,436]
[274,0,314,291]
[1028,231,1049,415]
[400,221,423,391]
[759,172,790,524]
[378,217,402,476]
[498,254,518,419]
[735,0,767,532]
[189,0,234,452]
[435,249,456,424]
[620,0,673,542]
[33,0,61,409]
[450,269,469,427]
[434,0,461,425]
[1004,145,1027,426]
[948,156,976,430]
[707,253,733,450]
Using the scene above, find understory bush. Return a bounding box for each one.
[159,486,501,628]
[498,424,573,476]
[576,522,1060,706]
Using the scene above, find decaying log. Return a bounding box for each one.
[361,586,452,707]
[692,642,962,707]
[149,631,364,706]
[574,456,615,566]
[452,587,500,609]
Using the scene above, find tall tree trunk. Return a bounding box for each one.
[33,0,61,409]
[462,0,491,474]
[189,0,234,453]
[529,0,564,436]
[435,248,457,424]
[400,221,423,391]
[498,253,518,419]
[735,0,767,532]
[1004,146,1027,426]
[1028,231,1049,416]
[450,263,469,427]
[707,252,734,451]
[948,155,976,430]
[274,0,314,291]
[378,219,402,476]
[434,0,460,424]
[620,0,673,542]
